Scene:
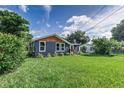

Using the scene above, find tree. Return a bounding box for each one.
[111,19,124,41]
[0,10,32,51]
[0,10,32,73]
[0,10,29,37]
[66,31,90,44]
[111,40,124,53]
[92,38,115,55]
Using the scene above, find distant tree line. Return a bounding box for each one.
[66,19,124,55]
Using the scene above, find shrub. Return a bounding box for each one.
[54,53,58,56]
[80,46,87,53]
[37,54,44,59]
[50,53,58,57]
[0,33,26,73]
[92,38,115,55]
[70,52,74,55]
[27,52,35,57]
[58,53,64,56]
[65,53,70,56]
[78,51,84,55]
[47,53,52,57]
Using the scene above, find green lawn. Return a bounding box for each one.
[1,55,124,88]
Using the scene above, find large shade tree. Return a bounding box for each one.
[66,31,90,44]
[0,10,29,36]
[0,10,32,45]
[111,19,124,41]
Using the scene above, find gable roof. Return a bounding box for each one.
[33,34,73,45]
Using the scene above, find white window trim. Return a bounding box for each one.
[56,42,60,52]
[55,42,65,52]
[61,43,65,51]
[39,41,46,52]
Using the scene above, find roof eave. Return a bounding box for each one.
[32,34,73,45]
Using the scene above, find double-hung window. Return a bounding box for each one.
[61,43,65,51]
[39,41,46,52]
[56,43,60,51]
[56,43,65,52]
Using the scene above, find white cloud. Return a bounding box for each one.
[67,15,92,25]
[62,6,124,39]
[58,25,63,28]
[42,5,52,20]
[19,5,28,13]
[30,30,48,38]
[46,23,51,27]
[56,21,63,28]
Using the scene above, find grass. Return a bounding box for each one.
[1,55,124,87]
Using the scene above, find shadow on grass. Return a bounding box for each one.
[81,53,115,57]
[0,63,23,76]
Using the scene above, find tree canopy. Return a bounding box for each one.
[0,10,29,37]
[111,19,124,41]
[0,10,32,44]
[92,38,116,55]
[66,31,90,44]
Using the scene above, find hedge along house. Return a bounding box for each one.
[30,34,80,56]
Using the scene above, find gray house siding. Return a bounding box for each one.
[34,41,39,56]
[34,41,70,56]
[55,42,70,54]
[43,42,56,56]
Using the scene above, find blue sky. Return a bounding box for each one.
[0,5,124,39]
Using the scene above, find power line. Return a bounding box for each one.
[73,6,106,32]
[83,5,106,25]
[85,6,124,32]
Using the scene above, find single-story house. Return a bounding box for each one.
[29,34,80,56]
[80,43,95,53]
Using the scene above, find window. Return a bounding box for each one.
[56,43,60,51]
[56,43,65,52]
[90,47,94,51]
[61,43,65,51]
[39,41,46,52]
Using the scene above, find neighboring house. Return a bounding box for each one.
[29,34,80,56]
[80,43,95,53]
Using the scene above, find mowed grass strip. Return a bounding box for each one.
[0,55,124,87]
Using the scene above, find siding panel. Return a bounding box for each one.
[34,41,71,56]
